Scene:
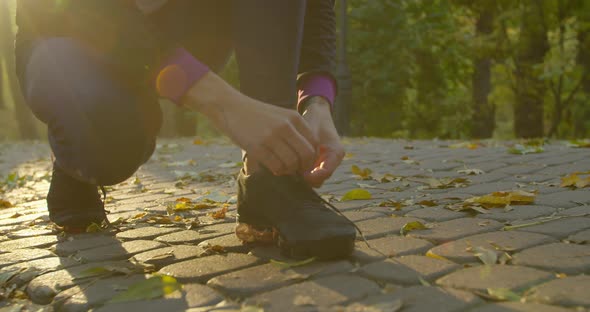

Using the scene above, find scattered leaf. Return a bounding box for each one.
[108,275,182,304]
[193,138,205,145]
[465,190,536,208]
[209,206,228,219]
[218,161,241,168]
[400,221,427,235]
[486,288,521,302]
[85,223,102,233]
[508,144,544,155]
[341,189,372,201]
[425,250,450,262]
[449,142,481,149]
[401,156,420,165]
[270,257,316,269]
[457,168,485,175]
[560,173,590,189]
[419,177,470,189]
[418,277,431,287]
[417,200,437,207]
[471,246,498,265]
[567,139,590,148]
[0,199,13,208]
[351,165,373,180]
[379,200,405,210]
[556,273,567,279]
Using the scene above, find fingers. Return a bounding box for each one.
[268,139,299,175]
[304,145,344,188]
[284,133,316,173]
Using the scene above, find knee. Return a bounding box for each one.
[89,133,156,186]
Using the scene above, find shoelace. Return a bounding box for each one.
[99,185,111,227]
[294,177,387,257]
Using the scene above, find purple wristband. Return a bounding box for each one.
[297,74,337,113]
[156,48,210,104]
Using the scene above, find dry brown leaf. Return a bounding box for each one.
[417,200,438,207]
[0,199,13,209]
[210,206,228,219]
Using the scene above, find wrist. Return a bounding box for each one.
[183,72,242,123]
[303,96,332,117]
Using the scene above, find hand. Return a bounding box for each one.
[184,72,318,175]
[302,97,345,188]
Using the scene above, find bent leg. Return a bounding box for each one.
[232,0,306,109]
[24,38,162,186]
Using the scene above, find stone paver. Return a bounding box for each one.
[1,139,589,310]
[470,302,573,312]
[355,217,425,239]
[159,254,261,283]
[53,274,149,312]
[353,286,482,312]
[428,231,556,263]
[207,260,353,298]
[115,226,182,240]
[244,275,380,310]
[437,265,554,292]
[75,240,165,262]
[568,228,590,244]
[409,218,503,244]
[525,275,590,308]
[93,284,223,312]
[0,248,55,268]
[352,235,434,264]
[26,261,141,304]
[131,245,205,268]
[359,255,459,285]
[515,217,590,239]
[512,243,590,274]
[155,223,234,245]
[0,235,59,250]
[52,235,121,256]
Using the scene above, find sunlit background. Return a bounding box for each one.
[1,0,589,141]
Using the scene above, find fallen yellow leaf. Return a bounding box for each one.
[341,189,372,201]
[351,165,373,180]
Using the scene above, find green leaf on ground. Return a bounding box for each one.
[85,223,102,233]
[567,140,590,148]
[486,288,521,301]
[400,221,427,235]
[270,257,316,269]
[341,189,372,201]
[108,275,182,304]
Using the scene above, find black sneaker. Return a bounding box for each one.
[235,167,356,260]
[47,163,108,233]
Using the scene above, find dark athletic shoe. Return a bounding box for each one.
[235,167,356,260]
[47,163,108,233]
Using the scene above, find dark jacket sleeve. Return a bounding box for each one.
[298,0,337,82]
[16,0,174,89]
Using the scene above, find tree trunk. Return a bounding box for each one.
[471,10,495,138]
[513,2,548,138]
[0,0,38,140]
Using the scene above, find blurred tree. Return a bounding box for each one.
[469,2,495,138]
[512,1,548,138]
[0,0,38,140]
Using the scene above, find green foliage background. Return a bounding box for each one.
[1,0,589,140]
[344,0,590,139]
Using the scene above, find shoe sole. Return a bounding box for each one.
[235,223,355,260]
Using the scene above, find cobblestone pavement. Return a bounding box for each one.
[0,138,589,312]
